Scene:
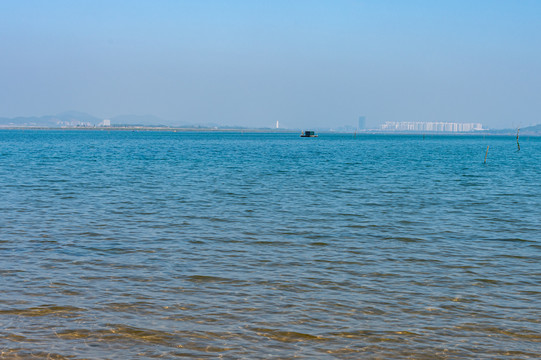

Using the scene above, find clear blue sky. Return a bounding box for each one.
[1,0,540,128]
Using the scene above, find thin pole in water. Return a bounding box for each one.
[484,145,489,164]
[516,128,520,151]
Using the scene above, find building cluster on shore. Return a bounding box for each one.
[380,121,484,132]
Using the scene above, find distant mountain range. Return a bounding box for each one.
[0,111,540,134]
[519,124,541,133]
[0,111,173,127]
[0,111,101,127]
[482,124,541,135]
[0,111,251,129]
[0,111,263,129]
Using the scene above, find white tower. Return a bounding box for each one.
[275,120,279,129]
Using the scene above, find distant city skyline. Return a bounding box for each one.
[380,121,483,132]
[1,1,540,129]
[1,111,536,131]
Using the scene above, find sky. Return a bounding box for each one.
[1,0,540,129]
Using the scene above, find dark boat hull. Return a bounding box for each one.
[300,131,318,137]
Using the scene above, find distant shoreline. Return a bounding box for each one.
[0,126,297,133]
[0,126,539,136]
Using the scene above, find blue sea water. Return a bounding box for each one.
[0,130,540,359]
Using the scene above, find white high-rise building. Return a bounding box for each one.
[380,121,483,132]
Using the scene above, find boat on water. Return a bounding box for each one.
[300,130,318,137]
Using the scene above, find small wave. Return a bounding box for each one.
[185,275,233,283]
[487,237,535,243]
[0,305,84,317]
[384,236,425,243]
[330,330,419,342]
[0,350,73,359]
[251,327,325,342]
[454,324,541,340]
[253,240,293,246]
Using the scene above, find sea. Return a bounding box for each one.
[0,130,539,359]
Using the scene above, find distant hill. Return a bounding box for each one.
[0,111,251,129]
[521,124,541,134]
[0,111,181,128]
[0,111,101,127]
[0,111,238,129]
[487,124,541,135]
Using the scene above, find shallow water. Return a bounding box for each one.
[1,130,540,359]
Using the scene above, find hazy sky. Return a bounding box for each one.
[1,0,540,129]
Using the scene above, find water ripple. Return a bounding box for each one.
[0,131,539,359]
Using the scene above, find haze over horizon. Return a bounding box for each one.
[1,1,540,129]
